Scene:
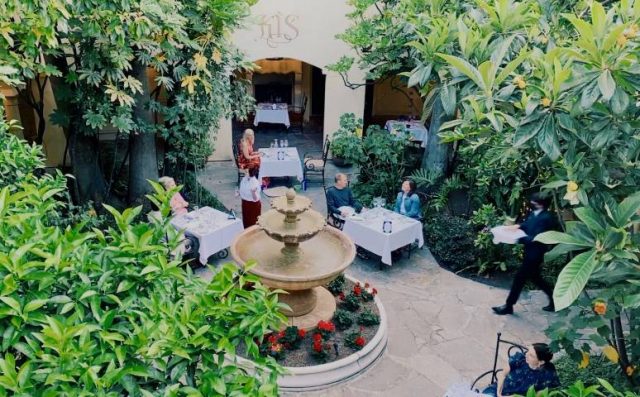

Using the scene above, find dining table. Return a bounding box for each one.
[258,147,304,181]
[170,206,244,264]
[384,120,429,147]
[254,103,290,128]
[342,207,424,266]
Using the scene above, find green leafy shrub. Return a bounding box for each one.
[470,204,522,274]
[357,309,380,326]
[554,355,628,390]
[0,127,45,190]
[341,292,361,312]
[0,131,285,396]
[424,213,477,272]
[333,309,354,331]
[330,113,363,162]
[344,330,366,351]
[327,274,346,295]
[352,125,410,205]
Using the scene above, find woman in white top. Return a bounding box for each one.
[239,167,262,228]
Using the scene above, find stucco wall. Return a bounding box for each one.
[211,0,366,160]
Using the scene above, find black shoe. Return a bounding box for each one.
[542,304,555,312]
[492,304,514,315]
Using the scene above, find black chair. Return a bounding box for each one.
[303,139,330,185]
[323,185,346,230]
[289,95,307,133]
[231,143,246,186]
[470,333,528,392]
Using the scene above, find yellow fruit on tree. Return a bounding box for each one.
[541,97,552,107]
[567,181,578,192]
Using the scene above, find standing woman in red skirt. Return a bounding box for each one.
[239,167,262,228]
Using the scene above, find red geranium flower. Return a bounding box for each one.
[355,336,366,347]
[313,339,322,352]
[267,335,277,344]
[317,320,336,332]
[277,330,285,339]
[313,333,322,342]
[354,285,362,296]
[298,329,306,338]
[372,288,378,296]
[338,292,346,300]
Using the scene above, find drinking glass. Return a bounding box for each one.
[270,142,274,148]
[280,139,284,148]
[284,139,289,147]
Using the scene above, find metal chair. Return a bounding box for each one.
[303,139,330,185]
[470,333,528,392]
[323,185,345,230]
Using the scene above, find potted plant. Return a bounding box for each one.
[331,113,363,167]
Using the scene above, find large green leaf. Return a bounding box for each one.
[610,87,629,114]
[535,231,593,246]
[440,84,457,116]
[614,192,640,227]
[580,80,601,109]
[553,250,598,310]
[536,115,561,161]
[573,207,606,233]
[597,69,616,101]
[437,54,486,91]
[514,119,543,146]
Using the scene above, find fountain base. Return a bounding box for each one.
[280,287,336,330]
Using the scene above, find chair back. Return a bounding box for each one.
[322,139,331,163]
[232,142,241,168]
[471,332,528,391]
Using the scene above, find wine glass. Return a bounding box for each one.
[280,139,284,148]
[284,139,288,147]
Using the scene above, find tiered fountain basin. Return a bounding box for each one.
[230,190,387,390]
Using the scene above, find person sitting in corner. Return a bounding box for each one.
[326,173,362,220]
[481,343,560,396]
[158,176,189,216]
[394,179,421,220]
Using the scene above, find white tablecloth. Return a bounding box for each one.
[254,103,290,128]
[342,207,424,266]
[385,120,429,147]
[171,207,244,264]
[258,147,303,181]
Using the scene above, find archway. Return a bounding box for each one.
[209,0,366,161]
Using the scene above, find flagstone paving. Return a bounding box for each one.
[196,134,556,396]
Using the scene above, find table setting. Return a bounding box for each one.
[384,119,429,147]
[171,206,244,264]
[342,202,424,266]
[257,146,303,181]
[254,102,290,128]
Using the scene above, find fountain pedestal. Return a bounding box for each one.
[230,189,355,329]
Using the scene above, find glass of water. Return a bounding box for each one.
[284,139,289,147]
[280,139,284,148]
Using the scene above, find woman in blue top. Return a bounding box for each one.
[394,179,421,219]
[482,343,560,396]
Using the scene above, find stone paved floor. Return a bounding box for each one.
[196,132,557,396]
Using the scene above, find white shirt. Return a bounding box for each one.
[239,176,261,202]
[400,194,408,214]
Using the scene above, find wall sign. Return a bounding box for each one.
[258,13,300,48]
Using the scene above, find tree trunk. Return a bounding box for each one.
[47,54,107,204]
[128,61,158,206]
[421,95,452,175]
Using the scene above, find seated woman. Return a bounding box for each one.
[482,343,560,397]
[393,179,421,219]
[158,176,189,216]
[237,128,270,187]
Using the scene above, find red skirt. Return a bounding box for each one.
[242,199,262,228]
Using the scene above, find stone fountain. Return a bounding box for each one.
[230,189,356,329]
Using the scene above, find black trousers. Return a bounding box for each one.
[506,247,554,306]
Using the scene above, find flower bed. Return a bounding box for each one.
[258,276,381,367]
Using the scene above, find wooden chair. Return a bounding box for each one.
[289,95,307,133]
[303,139,331,185]
[231,143,246,186]
[470,333,528,392]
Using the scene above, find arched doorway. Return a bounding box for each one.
[209,0,366,161]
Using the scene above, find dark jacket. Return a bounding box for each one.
[518,210,558,259]
[326,186,362,216]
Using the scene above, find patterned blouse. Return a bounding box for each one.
[483,352,560,396]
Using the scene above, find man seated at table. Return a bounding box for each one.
[326,173,362,220]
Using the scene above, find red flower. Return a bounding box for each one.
[313,333,322,342]
[313,340,322,352]
[267,335,277,344]
[271,343,283,353]
[355,336,366,347]
[338,292,346,300]
[372,288,378,296]
[364,282,370,288]
[354,285,362,296]
[298,329,306,338]
[317,320,335,332]
[277,330,285,339]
